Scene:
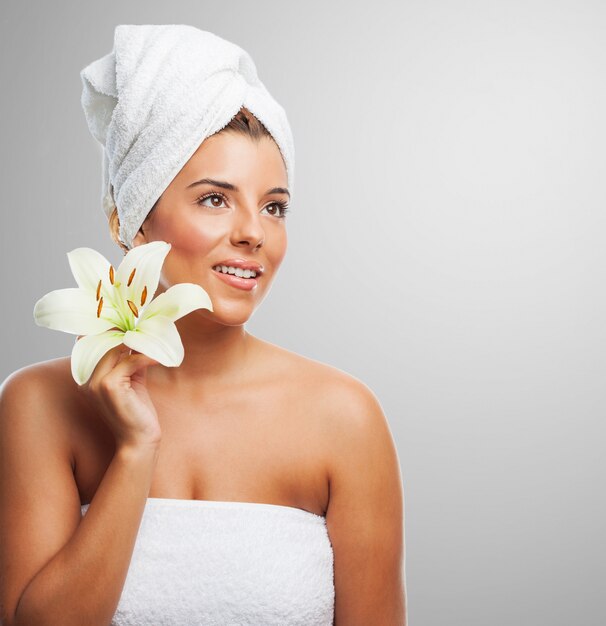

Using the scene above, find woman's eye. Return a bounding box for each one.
[196,194,288,218]
[197,193,226,208]
[262,202,289,218]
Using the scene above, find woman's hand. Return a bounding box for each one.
[76,337,162,450]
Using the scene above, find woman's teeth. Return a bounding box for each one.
[212,265,258,279]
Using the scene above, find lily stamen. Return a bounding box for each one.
[141,285,147,306]
[127,267,136,287]
[109,265,115,285]
[127,299,139,317]
[96,296,103,318]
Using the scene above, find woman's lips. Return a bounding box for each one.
[212,268,259,291]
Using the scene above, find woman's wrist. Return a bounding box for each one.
[115,438,162,461]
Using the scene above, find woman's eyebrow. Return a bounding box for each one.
[186,177,290,198]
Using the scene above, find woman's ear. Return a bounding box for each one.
[132,227,148,247]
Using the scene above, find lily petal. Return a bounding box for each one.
[67,247,112,293]
[123,315,184,367]
[115,241,171,313]
[66,247,129,328]
[71,329,125,385]
[139,283,213,323]
[33,288,119,335]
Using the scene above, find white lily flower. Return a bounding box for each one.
[33,241,213,386]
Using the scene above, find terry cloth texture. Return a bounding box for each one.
[80,24,295,249]
[81,498,335,625]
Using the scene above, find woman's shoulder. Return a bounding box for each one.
[256,338,380,417]
[0,356,87,441]
[260,341,393,491]
[1,355,76,398]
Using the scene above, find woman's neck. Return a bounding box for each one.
[148,319,256,394]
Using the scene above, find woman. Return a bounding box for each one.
[0,24,407,625]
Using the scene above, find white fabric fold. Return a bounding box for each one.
[80,24,295,249]
[81,498,334,624]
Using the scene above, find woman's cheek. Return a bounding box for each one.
[170,215,226,252]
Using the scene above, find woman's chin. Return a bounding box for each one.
[204,301,257,326]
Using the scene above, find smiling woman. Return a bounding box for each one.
[0,23,407,626]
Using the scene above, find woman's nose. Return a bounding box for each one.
[230,208,265,249]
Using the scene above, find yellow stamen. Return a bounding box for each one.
[127,300,139,318]
[140,285,147,306]
[96,279,102,301]
[127,267,136,287]
[96,296,103,318]
[109,265,115,285]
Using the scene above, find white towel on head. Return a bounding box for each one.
[80,24,295,250]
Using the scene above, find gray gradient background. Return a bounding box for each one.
[1,1,604,624]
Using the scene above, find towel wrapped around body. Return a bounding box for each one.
[81,498,335,625]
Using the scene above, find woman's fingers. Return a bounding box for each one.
[75,336,157,390]
[72,336,162,447]
[84,344,130,391]
[114,352,159,379]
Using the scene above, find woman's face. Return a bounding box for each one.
[132,131,289,325]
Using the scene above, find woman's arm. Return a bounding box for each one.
[0,367,160,626]
[325,379,407,625]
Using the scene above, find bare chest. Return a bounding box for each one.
[71,378,330,517]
